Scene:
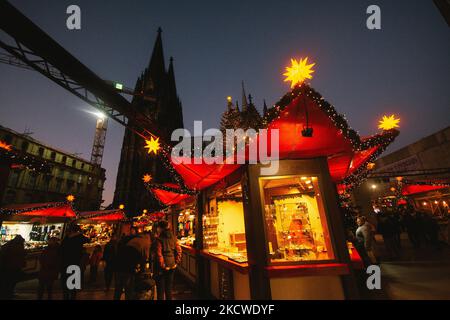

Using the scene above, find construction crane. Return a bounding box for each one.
[0,50,153,168]
[90,113,108,166]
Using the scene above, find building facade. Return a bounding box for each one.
[113,28,184,216]
[0,125,105,211]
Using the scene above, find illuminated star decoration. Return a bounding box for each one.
[0,140,12,151]
[142,174,152,183]
[144,137,161,155]
[66,194,75,202]
[378,115,400,131]
[283,57,315,88]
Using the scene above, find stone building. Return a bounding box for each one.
[113,29,184,216]
[0,125,105,210]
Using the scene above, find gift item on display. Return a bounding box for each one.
[202,184,248,263]
[177,208,196,246]
[80,223,114,247]
[0,221,64,251]
[261,175,334,263]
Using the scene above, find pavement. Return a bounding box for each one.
[12,233,450,300]
[13,265,196,300]
[361,233,450,300]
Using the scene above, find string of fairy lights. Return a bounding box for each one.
[0,201,71,215]
[141,58,400,210]
[0,142,52,173]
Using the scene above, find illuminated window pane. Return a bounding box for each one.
[260,175,334,263]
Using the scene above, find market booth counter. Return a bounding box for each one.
[148,76,398,299]
[201,181,251,300]
[0,202,76,275]
[76,209,126,251]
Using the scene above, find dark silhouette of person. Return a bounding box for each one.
[0,235,26,299]
[59,224,89,300]
[37,237,60,300]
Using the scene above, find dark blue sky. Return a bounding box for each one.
[0,0,449,206]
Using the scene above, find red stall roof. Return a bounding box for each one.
[150,84,398,205]
[402,184,447,196]
[77,209,126,222]
[151,183,193,206]
[0,202,76,218]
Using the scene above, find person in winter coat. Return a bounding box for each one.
[60,224,89,300]
[37,237,60,299]
[151,220,181,300]
[102,236,118,291]
[114,233,147,300]
[355,216,377,264]
[377,213,400,260]
[89,245,103,283]
[0,235,26,299]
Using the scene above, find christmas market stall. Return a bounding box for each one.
[401,179,449,244]
[145,58,398,300]
[0,201,76,274]
[148,182,199,285]
[76,208,126,249]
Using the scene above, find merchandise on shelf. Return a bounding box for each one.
[0,221,64,251]
[177,208,196,246]
[202,184,248,263]
[261,175,334,263]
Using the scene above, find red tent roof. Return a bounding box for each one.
[402,184,447,196]
[0,202,76,218]
[149,84,398,205]
[151,183,193,206]
[77,209,126,222]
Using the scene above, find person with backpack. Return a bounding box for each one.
[151,220,181,300]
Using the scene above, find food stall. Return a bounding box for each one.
[146,62,397,299]
[76,209,126,250]
[0,201,76,275]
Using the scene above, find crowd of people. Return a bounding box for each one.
[343,205,442,266]
[0,220,182,300]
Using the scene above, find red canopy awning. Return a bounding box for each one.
[0,202,76,218]
[76,209,126,222]
[151,183,193,206]
[166,84,397,193]
[402,184,447,196]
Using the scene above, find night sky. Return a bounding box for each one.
[0,0,449,206]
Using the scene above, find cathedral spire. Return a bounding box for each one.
[263,99,268,116]
[241,81,248,112]
[167,56,177,96]
[147,27,166,88]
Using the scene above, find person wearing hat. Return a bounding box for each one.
[0,235,26,299]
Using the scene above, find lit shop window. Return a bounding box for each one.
[203,184,247,263]
[177,208,196,247]
[260,176,334,263]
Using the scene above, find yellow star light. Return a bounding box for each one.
[378,115,400,130]
[283,57,315,88]
[144,137,161,155]
[142,174,152,183]
[66,194,75,202]
[0,140,12,151]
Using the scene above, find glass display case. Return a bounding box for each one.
[177,208,196,247]
[260,175,334,263]
[0,221,64,251]
[203,184,248,263]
